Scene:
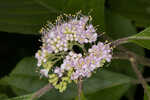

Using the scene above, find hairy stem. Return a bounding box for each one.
[112,43,150,99]
[110,37,130,47]
[129,58,150,100]
[103,34,150,99]
[133,77,150,84]
[113,52,150,67]
[110,36,150,47]
[32,83,53,100]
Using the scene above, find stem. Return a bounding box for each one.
[112,43,150,99]
[110,37,130,47]
[102,34,150,99]
[129,36,150,40]
[32,83,53,100]
[129,58,150,100]
[78,77,82,100]
[113,52,150,67]
[110,36,150,48]
[133,77,150,84]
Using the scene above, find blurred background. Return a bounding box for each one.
[0,0,150,100]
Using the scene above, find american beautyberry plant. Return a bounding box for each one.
[1,0,150,100]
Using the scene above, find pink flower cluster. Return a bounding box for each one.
[53,42,112,80]
[35,14,112,92]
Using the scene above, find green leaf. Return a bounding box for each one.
[3,57,47,95]
[0,0,105,34]
[108,0,150,27]
[129,27,150,50]
[5,94,33,100]
[83,69,131,94]
[2,57,132,100]
[87,84,129,100]
[105,9,136,39]
[0,94,8,99]
[144,85,150,100]
[0,78,15,98]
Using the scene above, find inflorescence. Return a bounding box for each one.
[35,13,112,92]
